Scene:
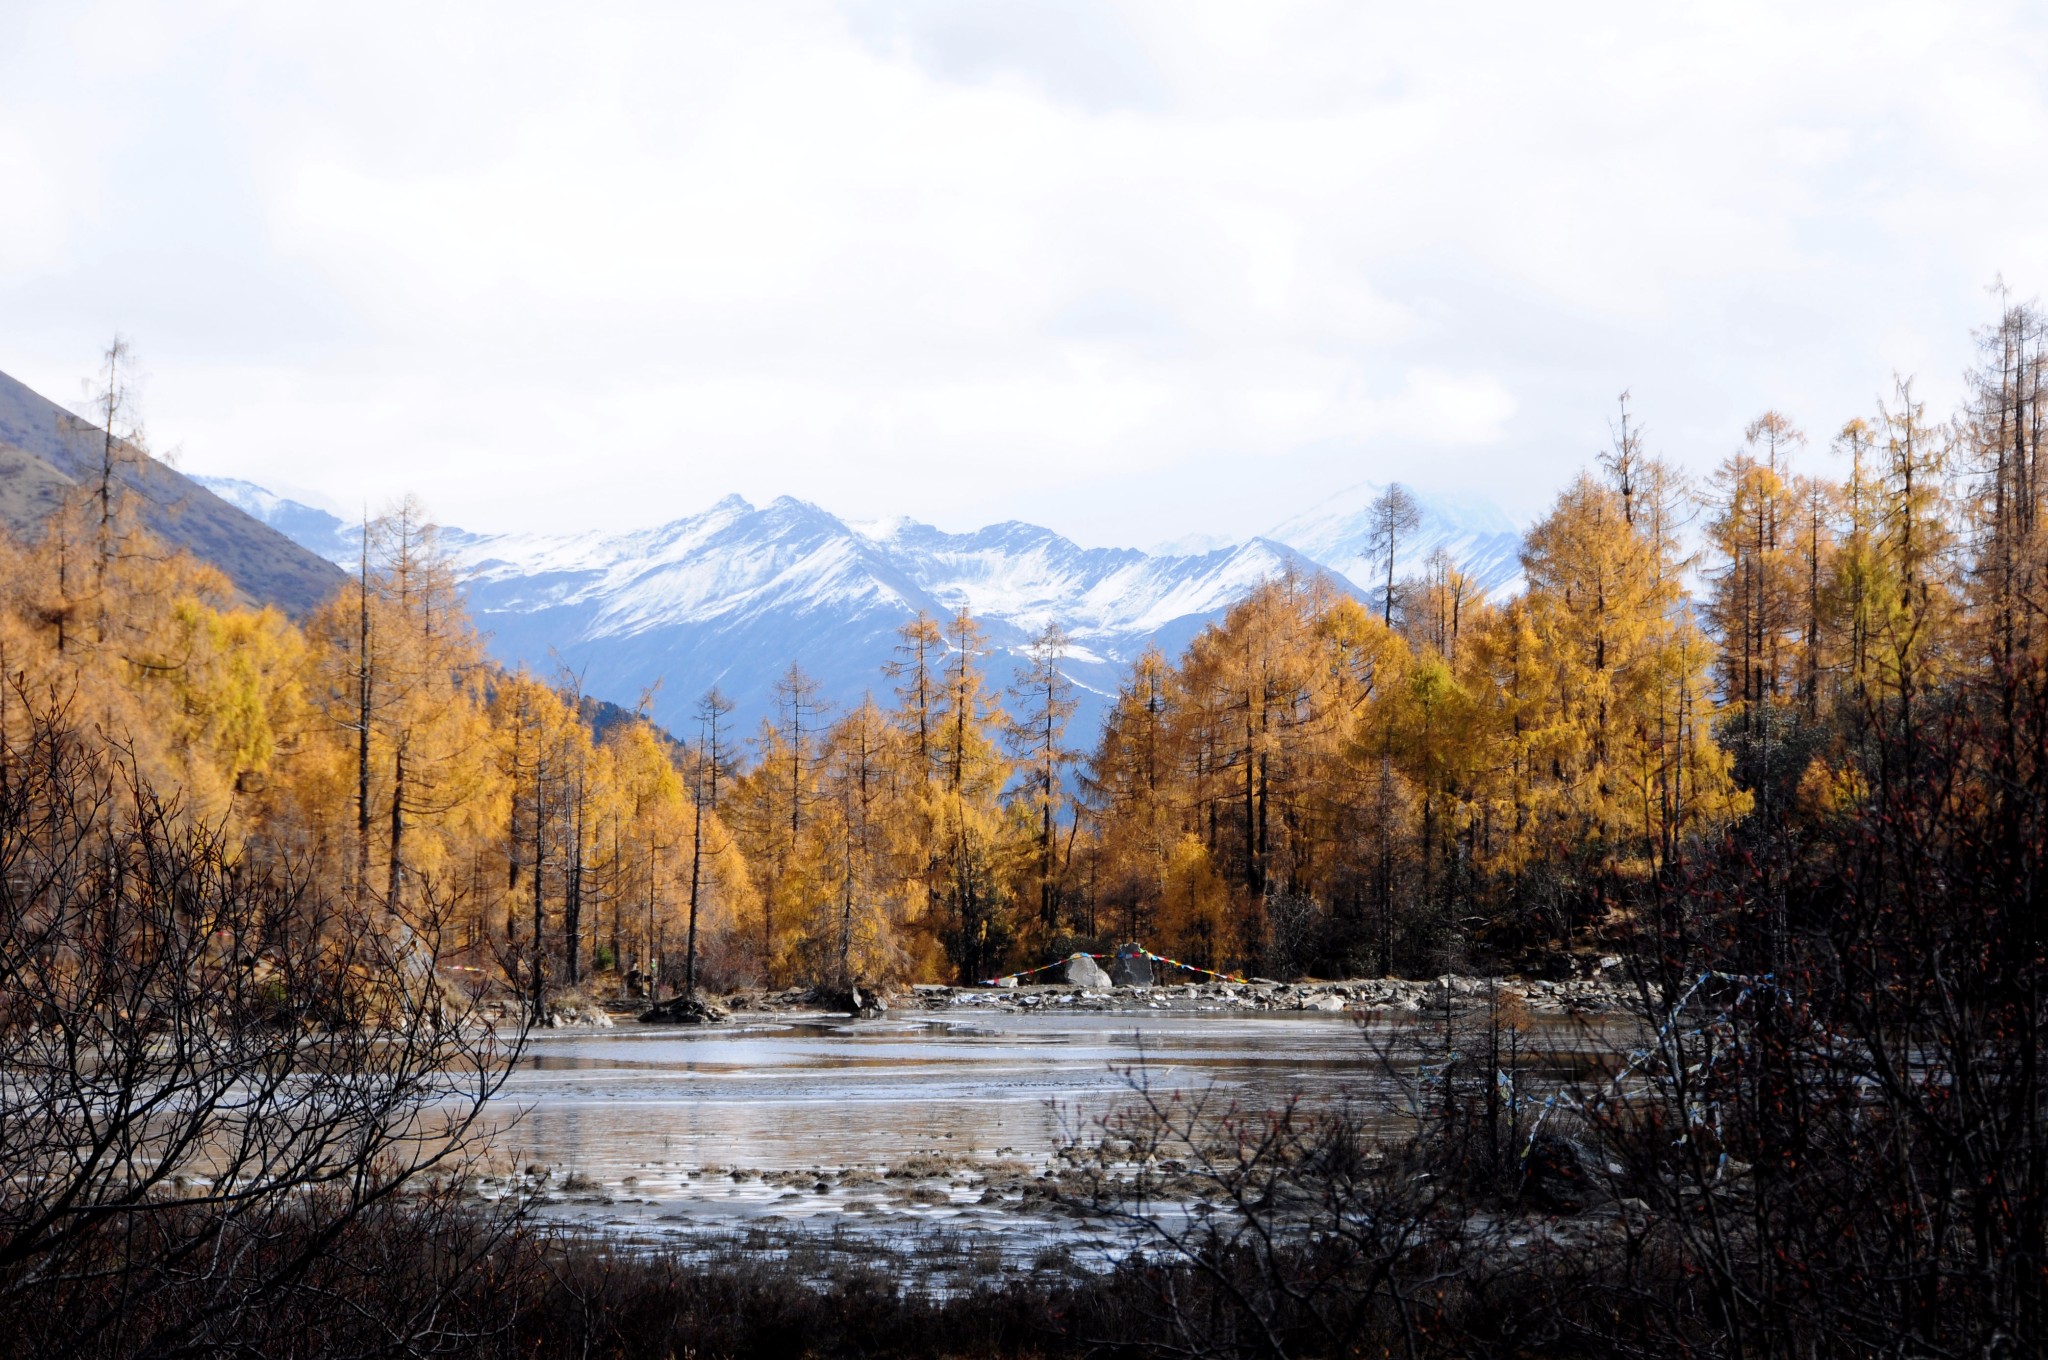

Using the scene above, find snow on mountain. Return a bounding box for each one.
[445,498,1346,739]
[1146,530,1241,558]
[1266,480,1525,605]
[216,479,1527,742]
[193,475,359,565]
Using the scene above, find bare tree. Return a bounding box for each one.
[74,336,145,647]
[0,681,524,1358]
[1600,388,1643,525]
[1365,483,1422,628]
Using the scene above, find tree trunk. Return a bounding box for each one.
[686,788,703,998]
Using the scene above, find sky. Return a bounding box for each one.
[3,1,2047,548]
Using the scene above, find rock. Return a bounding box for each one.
[1062,953,1112,988]
[545,1002,616,1028]
[639,994,731,1024]
[1521,1133,1596,1214]
[828,983,888,1018]
[1109,944,1153,987]
[1302,993,1347,1012]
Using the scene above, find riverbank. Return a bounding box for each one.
[608,971,1639,1024]
[904,972,1634,1016]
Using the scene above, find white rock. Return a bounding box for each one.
[1062,953,1112,988]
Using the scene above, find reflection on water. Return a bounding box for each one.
[490,1011,1374,1175]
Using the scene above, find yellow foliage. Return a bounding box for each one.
[1158,834,1229,971]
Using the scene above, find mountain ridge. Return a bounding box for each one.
[197,477,1524,741]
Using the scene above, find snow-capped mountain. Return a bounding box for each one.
[450,498,1342,740]
[199,477,1525,742]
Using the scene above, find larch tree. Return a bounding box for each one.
[366,499,493,912]
[1521,473,1739,935]
[1700,415,1808,832]
[1086,645,1175,943]
[733,663,832,984]
[885,611,944,778]
[822,696,894,985]
[684,686,737,996]
[1964,300,2048,676]
[1874,377,1959,715]
[1831,417,1886,693]
[1366,483,1423,627]
[928,610,1010,982]
[1401,548,1477,665]
[607,715,691,996]
[1006,622,1080,941]
[1705,413,1806,711]
[491,671,586,1021]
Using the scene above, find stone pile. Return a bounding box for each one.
[623,971,1638,1022]
[906,973,1635,1017]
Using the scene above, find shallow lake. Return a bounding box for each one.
[474,1005,1607,1252]
[491,1009,1368,1174]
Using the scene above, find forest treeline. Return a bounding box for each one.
[5,302,2044,999]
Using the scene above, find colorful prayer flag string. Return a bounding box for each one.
[1138,948,1246,984]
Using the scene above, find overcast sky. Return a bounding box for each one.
[3,1,2046,546]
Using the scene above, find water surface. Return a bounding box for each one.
[492,1008,1375,1174]
[475,1005,1612,1257]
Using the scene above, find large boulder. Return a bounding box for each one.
[1109,945,1153,987]
[639,994,730,1024]
[1063,953,1112,988]
[814,983,889,1018]
[1521,1132,1597,1213]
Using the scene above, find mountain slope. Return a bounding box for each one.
[0,371,343,615]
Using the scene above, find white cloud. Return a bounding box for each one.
[2,0,2046,545]
[0,127,70,270]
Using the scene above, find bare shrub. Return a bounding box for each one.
[0,686,525,1358]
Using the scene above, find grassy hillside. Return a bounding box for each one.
[0,369,342,616]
